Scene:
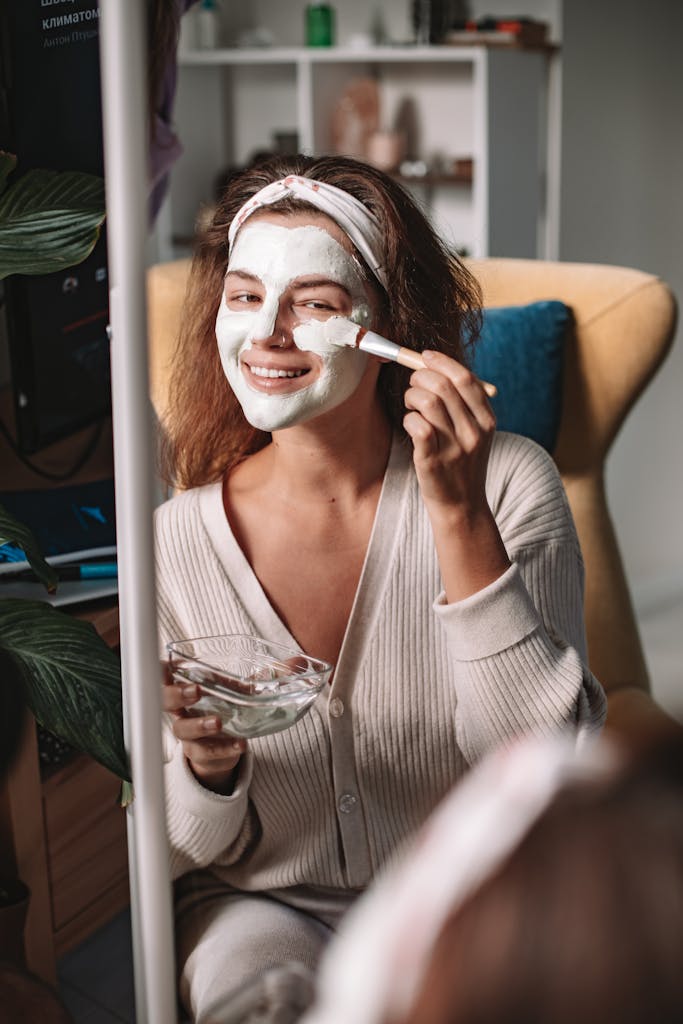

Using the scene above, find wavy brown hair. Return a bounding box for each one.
[160,154,482,490]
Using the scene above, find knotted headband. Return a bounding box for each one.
[227,175,388,290]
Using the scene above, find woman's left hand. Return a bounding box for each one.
[403,349,496,515]
[403,349,510,602]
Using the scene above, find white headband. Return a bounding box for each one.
[301,732,620,1024]
[227,175,388,291]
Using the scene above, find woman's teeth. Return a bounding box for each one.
[250,366,308,379]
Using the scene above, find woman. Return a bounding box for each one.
[156,154,606,1023]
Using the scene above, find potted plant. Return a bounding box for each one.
[0,151,129,961]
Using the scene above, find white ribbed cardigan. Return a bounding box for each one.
[155,431,606,890]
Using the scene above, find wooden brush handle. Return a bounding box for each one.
[396,347,498,397]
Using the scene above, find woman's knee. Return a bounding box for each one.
[178,892,331,1023]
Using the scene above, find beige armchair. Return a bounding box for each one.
[147,256,678,741]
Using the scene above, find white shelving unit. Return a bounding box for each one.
[165,45,548,261]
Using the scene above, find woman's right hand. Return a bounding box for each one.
[162,664,246,794]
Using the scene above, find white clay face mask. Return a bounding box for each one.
[216,221,373,431]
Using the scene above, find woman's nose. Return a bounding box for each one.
[248,294,296,350]
[249,325,295,351]
[248,298,295,350]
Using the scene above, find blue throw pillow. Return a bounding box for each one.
[469,300,571,453]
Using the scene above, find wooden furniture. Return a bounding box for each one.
[146,255,679,740]
[166,45,547,260]
[0,602,127,984]
[0,407,127,983]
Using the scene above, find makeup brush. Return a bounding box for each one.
[301,316,498,398]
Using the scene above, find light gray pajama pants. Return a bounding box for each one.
[174,870,358,1024]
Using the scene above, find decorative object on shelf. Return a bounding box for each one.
[453,156,473,180]
[399,158,429,178]
[412,0,469,45]
[366,130,407,173]
[305,4,335,47]
[330,76,380,160]
[391,96,420,164]
[196,0,220,49]
[444,16,549,48]
[177,3,196,54]
[370,6,388,45]
[412,153,473,183]
[347,32,374,50]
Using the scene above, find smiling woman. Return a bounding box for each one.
[154,154,606,1024]
[215,215,375,431]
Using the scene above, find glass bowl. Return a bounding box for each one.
[166,633,333,739]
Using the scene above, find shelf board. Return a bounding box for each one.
[178,44,493,67]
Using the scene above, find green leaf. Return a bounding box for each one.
[0,599,129,781]
[0,504,58,592]
[119,780,135,808]
[0,152,18,197]
[0,168,105,279]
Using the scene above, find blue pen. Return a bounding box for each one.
[62,562,118,580]
[0,562,118,583]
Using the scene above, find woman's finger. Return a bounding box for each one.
[404,380,456,439]
[162,680,201,713]
[406,373,487,454]
[403,409,441,461]
[172,711,226,742]
[420,351,496,426]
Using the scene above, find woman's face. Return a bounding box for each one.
[215,210,379,432]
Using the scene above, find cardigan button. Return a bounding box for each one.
[338,792,357,814]
[329,698,344,718]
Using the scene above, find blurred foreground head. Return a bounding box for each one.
[405,733,683,1024]
[302,730,683,1024]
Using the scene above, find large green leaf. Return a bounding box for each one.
[0,167,105,279]
[0,599,129,781]
[0,504,58,591]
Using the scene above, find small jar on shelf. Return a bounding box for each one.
[305,4,335,47]
[196,0,220,49]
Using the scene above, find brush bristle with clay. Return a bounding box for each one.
[295,316,497,397]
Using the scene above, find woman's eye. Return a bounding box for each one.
[304,300,334,310]
[229,293,261,306]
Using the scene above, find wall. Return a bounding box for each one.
[559,0,683,610]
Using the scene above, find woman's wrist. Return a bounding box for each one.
[428,502,511,603]
[188,758,240,796]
